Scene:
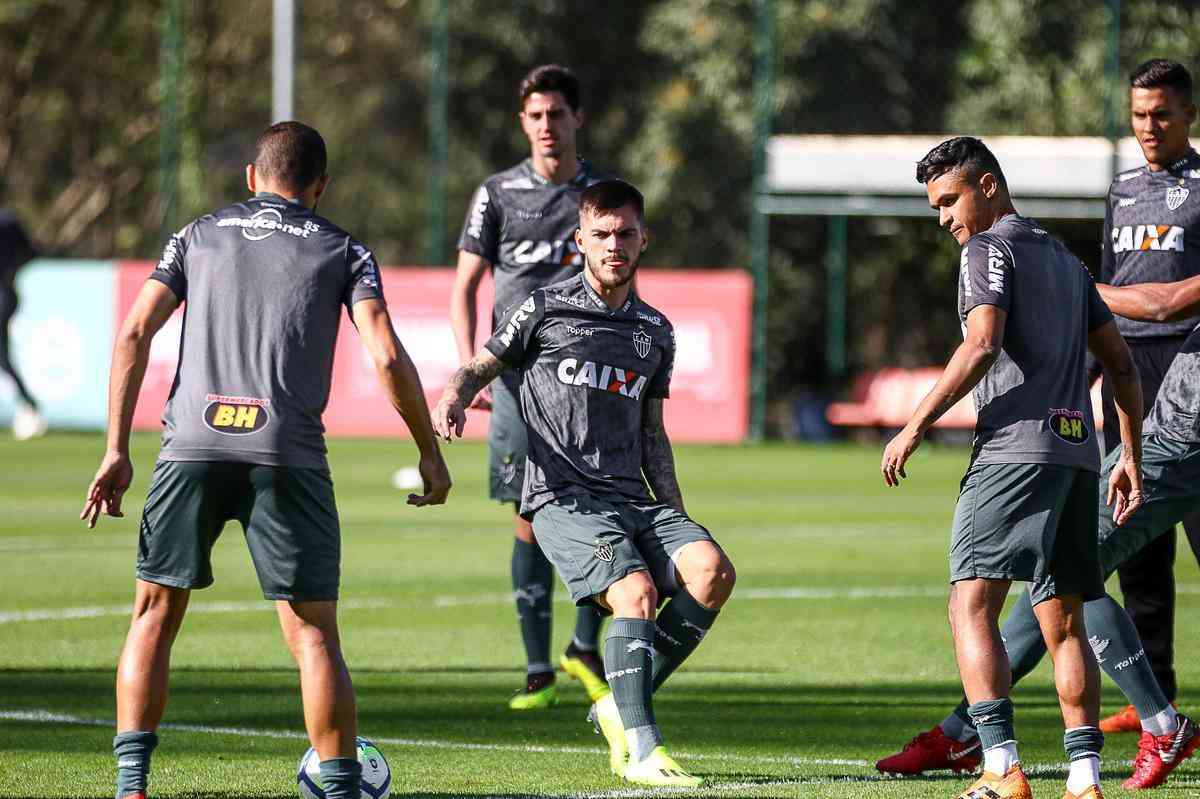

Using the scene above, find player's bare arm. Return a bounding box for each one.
[881,303,1005,486]
[433,349,505,441]
[448,250,494,410]
[1089,320,1144,524]
[81,279,180,528]
[352,298,451,506]
[1097,274,1200,323]
[640,397,685,514]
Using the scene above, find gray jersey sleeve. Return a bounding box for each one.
[457,183,502,264]
[646,325,675,399]
[1100,190,1115,283]
[344,238,385,311]
[961,234,1014,316]
[148,222,193,300]
[484,292,544,367]
[1084,269,1114,332]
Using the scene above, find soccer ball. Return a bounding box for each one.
[297,736,391,799]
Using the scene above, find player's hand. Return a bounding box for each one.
[881,426,923,487]
[80,451,133,529]
[1107,452,1143,526]
[469,384,493,412]
[408,452,451,507]
[432,394,467,441]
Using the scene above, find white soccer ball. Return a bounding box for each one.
[297,736,391,799]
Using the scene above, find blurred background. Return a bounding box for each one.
[2,0,1199,439]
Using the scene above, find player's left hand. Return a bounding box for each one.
[432,394,467,441]
[80,451,133,528]
[408,452,452,507]
[881,426,923,487]
[1106,452,1143,526]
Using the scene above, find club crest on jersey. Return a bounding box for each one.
[1167,185,1190,211]
[557,358,647,400]
[594,542,615,563]
[203,393,270,435]
[1048,408,1088,446]
[633,328,652,359]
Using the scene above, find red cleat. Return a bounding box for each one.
[1122,713,1200,790]
[1099,703,1142,734]
[875,725,982,775]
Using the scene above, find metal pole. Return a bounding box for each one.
[425,0,449,266]
[824,215,848,381]
[748,0,774,441]
[1104,0,1121,178]
[273,0,295,122]
[159,0,182,241]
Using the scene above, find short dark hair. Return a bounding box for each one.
[1130,59,1193,101]
[519,64,581,111]
[915,136,1007,189]
[253,121,327,192]
[579,180,645,224]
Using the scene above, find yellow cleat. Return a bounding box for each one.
[588,692,628,777]
[956,763,1031,799]
[507,682,558,711]
[623,746,703,788]
[560,649,610,704]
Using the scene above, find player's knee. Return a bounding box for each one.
[131,583,189,632]
[604,571,657,618]
[676,544,735,609]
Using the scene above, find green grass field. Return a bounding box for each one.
[0,433,1196,798]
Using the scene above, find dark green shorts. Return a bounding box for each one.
[137,460,341,601]
[1097,432,1200,575]
[488,375,526,504]
[950,463,1103,604]
[531,495,717,606]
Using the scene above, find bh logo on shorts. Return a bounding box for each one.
[594,541,614,563]
[1048,408,1088,445]
[203,393,270,435]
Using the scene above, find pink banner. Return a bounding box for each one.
[118,263,751,442]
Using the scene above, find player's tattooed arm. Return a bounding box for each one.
[641,398,686,514]
[432,350,505,440]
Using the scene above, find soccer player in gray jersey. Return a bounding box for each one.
[435,181,735,788]
[882,137,1144,799]
[879,273,1200,790]
[451,64,612,710]
[1095,59,1200,733]
[80,122,451,799]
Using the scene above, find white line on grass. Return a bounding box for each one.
[7,583,1200,624]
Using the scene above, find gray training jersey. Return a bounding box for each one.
[1102,148,1200,338]
[149,192,384,470]
[959,214,1113,471]
[1145,323,1200,443]
[484,272,674,516]
[457,158,614,329]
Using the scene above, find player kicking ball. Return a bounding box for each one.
[882,137,1145,799]
[434,180,735,787]
[878,272,1200,791]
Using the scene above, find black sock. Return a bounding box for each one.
[113,730,157,799]
[511,538,554,674]
[318,757,362,799]
[651,589,718,692]
[1085,594,1171,720]
[572,605,603,651]
[604,618,656,730]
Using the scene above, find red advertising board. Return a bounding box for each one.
[117,263,750,442]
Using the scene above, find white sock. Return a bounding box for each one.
[1066,756,1100,794]
[982,741,1018,775]
[1140,705,1180,737]
[940,711,978,743]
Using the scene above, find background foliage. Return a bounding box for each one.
[3,0,1199,425]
